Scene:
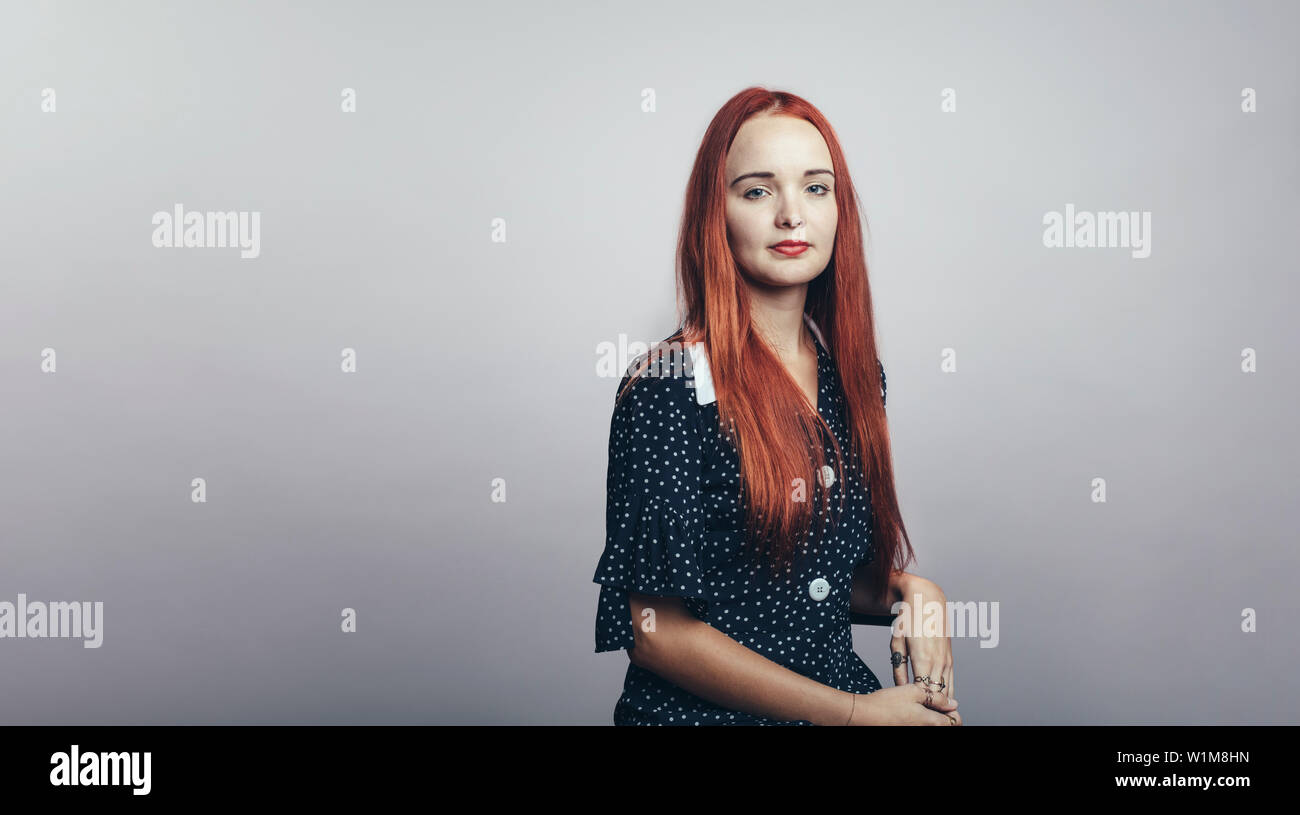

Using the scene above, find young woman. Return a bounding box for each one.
[591,87,961,726]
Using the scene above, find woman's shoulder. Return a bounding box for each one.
[607,336,709,464]
[615,333,710,408]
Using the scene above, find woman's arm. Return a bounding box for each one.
[849,565,919,617]
[626,592,857,726]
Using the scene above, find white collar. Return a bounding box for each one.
[687,313,827,407]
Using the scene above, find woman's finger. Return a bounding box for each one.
[890,634,908,686]
[930,663,948,696]
[914,686,960,726]
[915,683,957,711]
[926,710,960,726]
[911,658,938,692]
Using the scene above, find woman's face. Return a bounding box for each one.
[724,113,838,290]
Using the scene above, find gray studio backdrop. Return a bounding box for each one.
[1,0,1296,725]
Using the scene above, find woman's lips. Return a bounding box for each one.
[770,243,809,256]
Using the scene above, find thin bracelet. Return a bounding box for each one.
[844,692,856,726]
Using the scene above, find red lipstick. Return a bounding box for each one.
[770,240,809,257]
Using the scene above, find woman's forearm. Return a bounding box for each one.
[849,567,917,617]
[627,593,856,726]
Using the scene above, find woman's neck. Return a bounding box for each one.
[749,286,814,362]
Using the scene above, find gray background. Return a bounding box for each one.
[1,0,1296,724]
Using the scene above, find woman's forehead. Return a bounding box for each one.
[728,115,832,168]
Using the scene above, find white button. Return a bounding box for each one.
[818,465,836,488]
[809,577,831,601]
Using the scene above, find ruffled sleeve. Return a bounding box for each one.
[592,365,708,653]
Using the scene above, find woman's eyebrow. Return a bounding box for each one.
[729,168,835,188]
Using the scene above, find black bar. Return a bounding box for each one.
[2,725,1281,803]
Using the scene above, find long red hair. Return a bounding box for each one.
[618,86,914,604]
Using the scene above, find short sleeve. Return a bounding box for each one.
[591,367,708,653]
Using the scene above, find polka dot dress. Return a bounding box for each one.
[592,316,888,725]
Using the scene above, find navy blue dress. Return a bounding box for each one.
[591,318,887,725]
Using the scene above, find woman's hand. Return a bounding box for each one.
[848,685,960,725]
[890,576,957,704]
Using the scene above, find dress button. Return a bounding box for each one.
[809,577,831,601]
[818,465,836,488]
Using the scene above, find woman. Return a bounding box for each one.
[591,87,961,726]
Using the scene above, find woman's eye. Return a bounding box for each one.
[743,185,831,199]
